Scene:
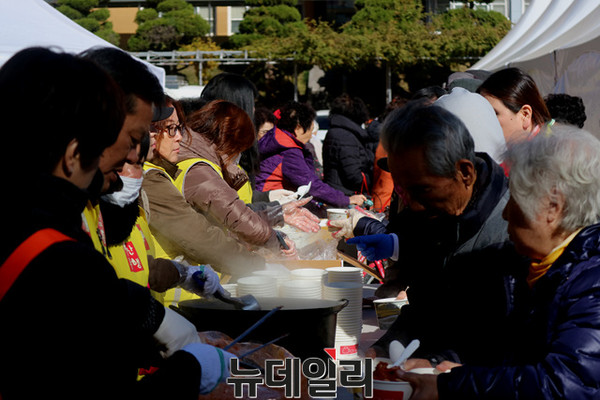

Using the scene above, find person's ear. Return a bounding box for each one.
[294,124,304,138]
[519,105,533,131]
[546,188,565,226]
[456,159,476,189]
[62,138,80,177]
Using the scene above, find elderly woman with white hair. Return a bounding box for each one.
[400,124,600,399]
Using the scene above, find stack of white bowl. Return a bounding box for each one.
[289,268,327,298]
[325,266,363,284]
[236,276,278,298]
[252,269,291,295]
[322,280,363,359]
[290,268,327,284]
[279,279,322,299]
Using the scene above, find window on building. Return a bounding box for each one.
[196,6,214,36]
[230,6,246,35]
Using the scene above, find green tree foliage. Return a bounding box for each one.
[128,0,210,51]
[432,7,510,61]
[226,0,306,49]
[56,0,120,46]
[342,0,435,67]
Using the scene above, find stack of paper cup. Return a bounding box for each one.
[279,279,322,299]
[221,283,238,297]
[326,266,363,284]
[236,276,278,298]
[322,281,363,359]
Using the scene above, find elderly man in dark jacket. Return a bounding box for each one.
[400,124,600,400]
[348,101,529,366]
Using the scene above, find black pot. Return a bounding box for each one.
[173,297,349,360]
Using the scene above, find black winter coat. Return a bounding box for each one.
[0,175,200,399]
[438,223,600,399]
[322,114,378,195]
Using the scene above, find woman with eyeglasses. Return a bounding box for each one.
[142,97,267,298]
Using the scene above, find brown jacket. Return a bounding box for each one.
[142,157,265,279]
[178,132,277,247]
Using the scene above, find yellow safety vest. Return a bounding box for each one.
[81,201,110,260]
[176,158,253,204]
[107,207,154,289]
[142,161,202,307]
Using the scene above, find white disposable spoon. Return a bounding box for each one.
[296,181,311,200]
[389,340,405,365]
[387,339,420,369]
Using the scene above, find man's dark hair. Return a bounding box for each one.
[80,46,164,114]
[544,93,587,128]
[0,47,125,177]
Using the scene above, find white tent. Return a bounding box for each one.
[0,0,165,86]
[472,0,600,135]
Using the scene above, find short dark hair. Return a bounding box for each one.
[186,100,255,164]
[330,93,369,125]
[80,46,164,114]
[277,102,316,134]
[0,47,125,175]
[477,67,551,127]
[544,93,587,128]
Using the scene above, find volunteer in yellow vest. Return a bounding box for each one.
[99,109,226,307]
[143,97,267,291]
[179,100,299,255]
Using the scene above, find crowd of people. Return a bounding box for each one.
[1,43,600,400]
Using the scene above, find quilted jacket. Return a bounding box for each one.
[438,223,600,399]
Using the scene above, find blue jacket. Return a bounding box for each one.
[256,127,349,208]
[439,223,600,399]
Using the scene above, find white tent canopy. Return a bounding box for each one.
[0,0,165,86]
[472,0,600,135]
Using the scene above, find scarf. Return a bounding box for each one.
[527,228,582,288]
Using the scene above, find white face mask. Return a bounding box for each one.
[101,176,143,207]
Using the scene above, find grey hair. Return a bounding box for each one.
[380,101,476,177]
[504,124,600,232]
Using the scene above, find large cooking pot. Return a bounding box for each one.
[173,297,349,360]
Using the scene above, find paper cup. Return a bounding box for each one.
[327,208,349,231]
[373,298,408,330]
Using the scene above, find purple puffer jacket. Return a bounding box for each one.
[256,127,349,208]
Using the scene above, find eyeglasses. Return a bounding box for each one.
[164,123,184,137]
